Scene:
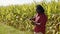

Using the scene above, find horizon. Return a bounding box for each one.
[0,0,58,6]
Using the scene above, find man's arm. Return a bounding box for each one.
[33,21,41,25]
[30,16,35,21]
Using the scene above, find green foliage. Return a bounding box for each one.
[0,1,60,34]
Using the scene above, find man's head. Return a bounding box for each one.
[36,5,44,13]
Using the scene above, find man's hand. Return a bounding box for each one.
[30,18,34,21]
[32,21,40,25]
[35,23,40,25]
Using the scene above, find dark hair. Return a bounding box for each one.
[36,5,44,13]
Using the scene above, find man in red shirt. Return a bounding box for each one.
[30,5,48,34]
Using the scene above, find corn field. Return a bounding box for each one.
[0,1,60,34]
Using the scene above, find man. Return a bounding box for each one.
[30,5,48,34]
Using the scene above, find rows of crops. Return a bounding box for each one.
[0,1,60,34]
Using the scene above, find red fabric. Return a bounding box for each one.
[33,13,47,34]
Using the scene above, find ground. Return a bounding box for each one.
[0,23,33,34]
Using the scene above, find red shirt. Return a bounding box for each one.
[33,13,47,34]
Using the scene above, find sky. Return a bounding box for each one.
[0,0,58,6]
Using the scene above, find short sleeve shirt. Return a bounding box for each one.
[34,13,48,34]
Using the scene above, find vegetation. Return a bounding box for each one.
[0,0,60,34]
[0,23,33,34]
